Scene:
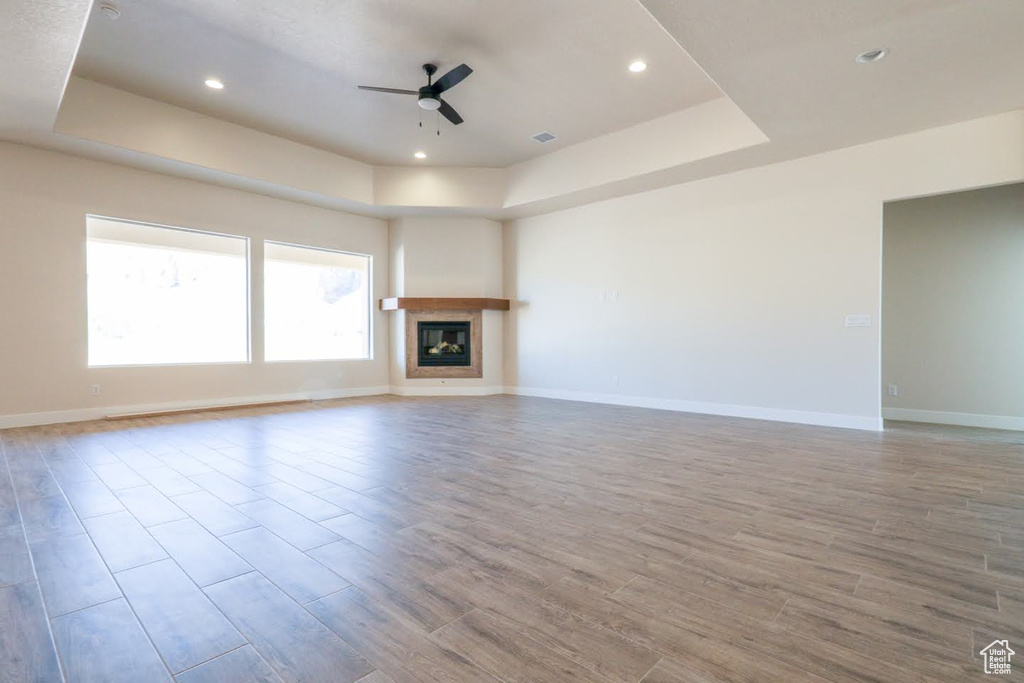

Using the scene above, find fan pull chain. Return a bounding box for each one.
[436,111,441,136]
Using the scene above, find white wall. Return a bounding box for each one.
[504,111,1024,430]
[882,183,1024,429]
[388,217,504,393]
[5,110,1024,430]
[0,142,390,427]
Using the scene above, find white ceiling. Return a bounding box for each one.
[639,0,1024,156]
[0,0,89,145]
[72,0,722,167]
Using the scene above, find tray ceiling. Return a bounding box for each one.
[73,0,722,167]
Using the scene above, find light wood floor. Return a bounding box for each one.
[1,396,1022,682]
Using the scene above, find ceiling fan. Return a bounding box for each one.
[358,63,472,125]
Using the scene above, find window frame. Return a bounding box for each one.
[262,239,374,364]
[85,214,253,368]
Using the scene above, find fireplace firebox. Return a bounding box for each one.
[417,321,471,367]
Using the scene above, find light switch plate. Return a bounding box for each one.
[844,314,872,328]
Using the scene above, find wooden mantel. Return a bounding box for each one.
[379,297,511,312]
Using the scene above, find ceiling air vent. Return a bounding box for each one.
[531,131,557,143]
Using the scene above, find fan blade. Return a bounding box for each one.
[437,98,464,125]
[432,64,472,93]
[357,86,418,95]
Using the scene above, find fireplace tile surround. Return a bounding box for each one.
[403,309,483,379]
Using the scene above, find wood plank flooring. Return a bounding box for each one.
[1,395,1022,682]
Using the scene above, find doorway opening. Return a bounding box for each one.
[881,182,1024,432]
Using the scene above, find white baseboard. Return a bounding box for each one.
[882,407,1024,431]
[0,386,391,430]
[1,383,883,432]
[506,386,882,431]
[388,385,505,397]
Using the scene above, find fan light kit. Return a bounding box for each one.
[628,60,648,73]
[856,48,887,64]
[205,78,225,90]
[359,63,473,127]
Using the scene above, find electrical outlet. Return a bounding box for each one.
[90,384,101,396]
[887,383,898,397]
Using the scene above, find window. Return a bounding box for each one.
[87,216,249,366]
[263,242,371,361]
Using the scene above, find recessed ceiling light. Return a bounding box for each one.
[414,151,427,160]
[856,48,888,64]
[98,2,120,20]
[204,78,225,90]
[628,60,647,73]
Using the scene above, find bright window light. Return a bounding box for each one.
[264,241,371,362]
[86,216,249,367]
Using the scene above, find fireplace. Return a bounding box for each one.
[418,321,471,367]
[404,309,482,378]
